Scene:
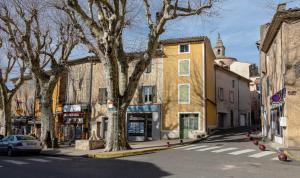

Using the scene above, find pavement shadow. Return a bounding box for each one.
[1,157,172,178]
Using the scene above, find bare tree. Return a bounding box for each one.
[0,0,79,146]
[58,0,216,151]
[0,41,25,136]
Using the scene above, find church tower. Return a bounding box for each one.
[213,33,225,58]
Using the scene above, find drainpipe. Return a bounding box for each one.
[88,58,94,138]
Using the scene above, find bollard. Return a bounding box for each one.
[167,142,170,147]
[180,139,183,145]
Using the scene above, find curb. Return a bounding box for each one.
[284,150,300,161]
[87,147,168,158]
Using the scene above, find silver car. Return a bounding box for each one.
[0,135,42,156]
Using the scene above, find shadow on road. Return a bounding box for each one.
[0,156,172,178]
[203,127,261,143]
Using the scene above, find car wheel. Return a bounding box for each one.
[7,147,14,157]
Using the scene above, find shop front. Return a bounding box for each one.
[270,88,285,145]
[62,104,89,143]
[126,104,161,142]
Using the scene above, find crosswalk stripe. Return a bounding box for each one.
[196,146,222,151]
[3,160,28,165]
[184,145,208,150]
[228,149,256,155]
[212,147,238,153]
[45,157,70,161]
[272,157,279,160]
[248,151,276,158]
[174,144,198,149]
[27,158,50,163]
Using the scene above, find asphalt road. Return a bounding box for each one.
[0,129,299,178]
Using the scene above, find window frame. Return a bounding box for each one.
[178,43,190,54]
[142,86,154,103]
[178,59,190,77]
[98,87,108,105]
[229,90,234,103]
[218,87,224,101]
[178,83,190,104]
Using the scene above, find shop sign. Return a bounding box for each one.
[63,105,81,112]
[63,112,84,117]
[287,91,297,96]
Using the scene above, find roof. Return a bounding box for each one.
[67,56,101,66]
[160,36,207,45]
[261,4,300,52]
[215,64,251,83]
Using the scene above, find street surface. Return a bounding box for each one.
[0,129,299,178]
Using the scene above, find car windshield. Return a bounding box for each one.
[16,135,36,141]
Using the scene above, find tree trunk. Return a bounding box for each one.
[4,102,12,136]
[104,107,131,152]
[40,89,54,148]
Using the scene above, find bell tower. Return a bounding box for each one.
[214,33,225,58]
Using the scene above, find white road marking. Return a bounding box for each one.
[272,157,279,160]
[173,144,199,149]
[196,146,222,151]
[3,160,29,165]
[0,165,3,168]
[27,158,51,163]
[184,145,208,150]
[45,157,70,161]
[248,151,276,158]
[212,147,238,153]
[228,149,256,155]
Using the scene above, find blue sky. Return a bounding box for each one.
[160,0,300,65]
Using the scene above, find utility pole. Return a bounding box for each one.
[88,58,94,138]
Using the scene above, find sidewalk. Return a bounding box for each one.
[268,142,300,161]
[41,138,201,158]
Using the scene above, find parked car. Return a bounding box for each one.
[0,135,42,156]
[0,135,4,140]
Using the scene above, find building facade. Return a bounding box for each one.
[259,4,300,148]
[215,65,251,129]
[214,34,260,127]
[160,37,217,139]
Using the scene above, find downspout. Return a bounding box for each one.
[88,58,94,138]
[204,41,208,134]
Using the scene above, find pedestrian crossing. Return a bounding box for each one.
[173,144,278,161]
[0,156,72,168]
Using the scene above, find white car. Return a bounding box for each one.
[0,135,42,156]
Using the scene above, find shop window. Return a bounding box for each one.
[179,44,190,53]
[178,59,190,76]
[128,121,145,136]
[178,84,190,104]
[98,88,108,105]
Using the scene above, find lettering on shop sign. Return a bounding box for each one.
[287,91,297,96]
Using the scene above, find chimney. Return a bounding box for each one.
[277,3,286,12]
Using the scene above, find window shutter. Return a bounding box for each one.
[98,88,103,104]
[152,85,157,103]
[104,89,108,104]
[138,86,143,103]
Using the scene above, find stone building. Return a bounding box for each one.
[214,34,260,127]
[259,4,300,148]
[215,65,251,128]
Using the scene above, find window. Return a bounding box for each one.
[217,49,221,55]
[98,88,108,105]
[229,91,234,103]
[180,113,199,130]
[178,59,190,76]
[139,86,157,103]
[218,88,224,101]
[266,77,270,96]
[179,44,190,53]
[178,84,190,104]
[128,121,145,136]
[232,80,235,88]
[145,60,152,73]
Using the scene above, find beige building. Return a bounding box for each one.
[214,34,260,126]
[215,65,251,128]
[259,4,300,148]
